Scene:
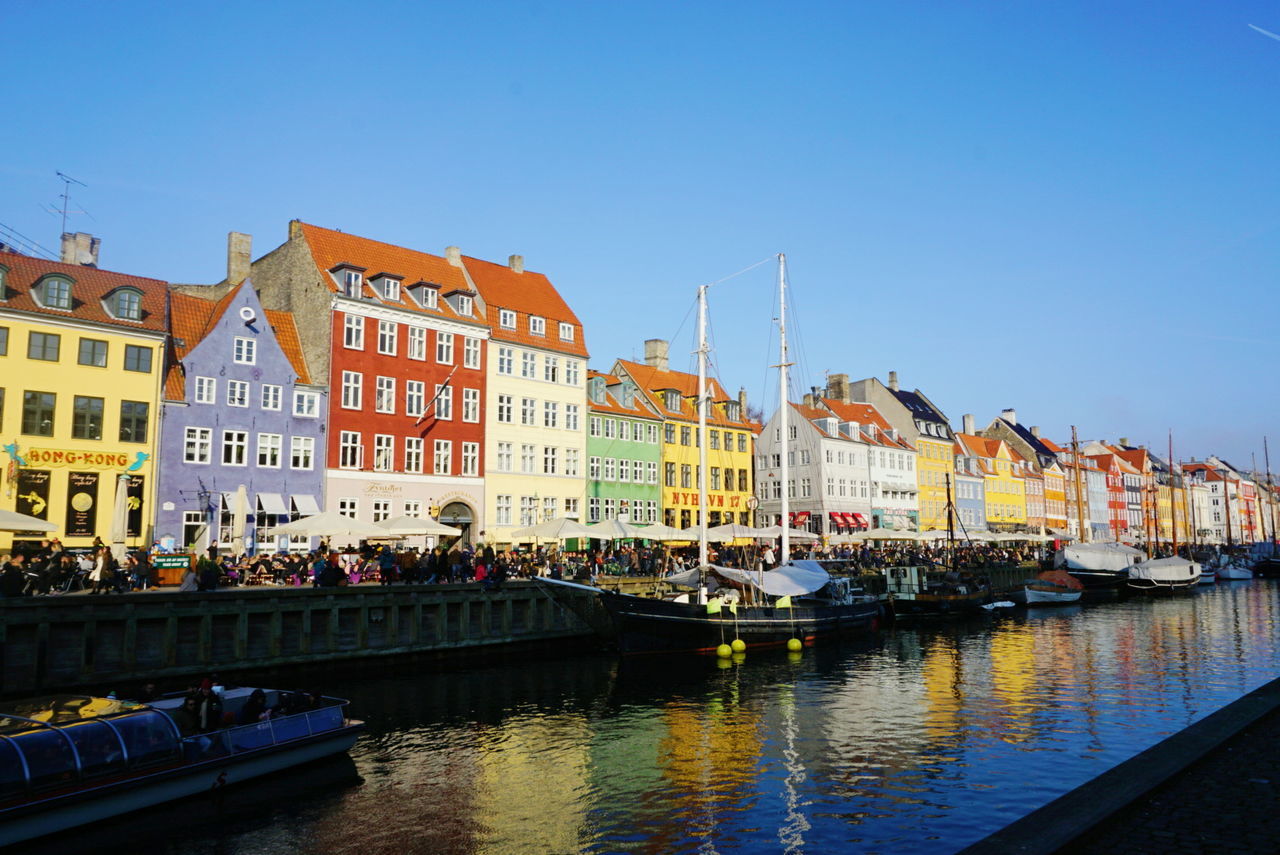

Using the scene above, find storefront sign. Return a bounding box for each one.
[667,491,742,509]
[363,482,404,497]
[127,474,145,537]
[65,471,99,537]
[16,469,51,519]
[25,448,131,469]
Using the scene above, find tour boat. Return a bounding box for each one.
[1015,569,1084,606]
[880,564,993,617]
[0,687,364,846]
[1125,557,1201,592]
[1054,542,1143,590]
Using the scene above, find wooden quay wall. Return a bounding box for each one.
[0,582,600,698]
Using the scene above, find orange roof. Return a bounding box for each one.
[809,399,911,449]
[0,250,168,332]
[1040,438,1067,453]
[462,254,587,357]
[264,309,312,385]
[296,222,485,328]
[613,359,758,431]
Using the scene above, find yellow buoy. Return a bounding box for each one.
[787,638,803,652]
[787,651,803,663]
[717,657,732,669]
[730,639,746,653]
[732,652,747,664]
[716,643,733,658]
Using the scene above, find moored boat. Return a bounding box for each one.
[1054,542,1143,590]
[1214,556,1253,580]
[0,687,364,846]
[1126,557,1201,592]
[882,564,992,617]
[1015,568,1084,606]
[1196,564,1218,584]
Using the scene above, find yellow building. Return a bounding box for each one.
[955,434,1027,529]
[915,436,955,531]
[1042,461,1068,532]
[0,249,166,552]
[613,342,758,529]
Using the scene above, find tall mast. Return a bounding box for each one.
[945,472,955,568]
[696,284,710,569]
[1072,426,1088,543]
[1169,432,1179,556]
[1254,452,1267,547]
[777,254,790,564]
[1267,437,1277,551]
[1225,469,1235,547]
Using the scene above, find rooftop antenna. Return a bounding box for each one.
[54,171,88,236]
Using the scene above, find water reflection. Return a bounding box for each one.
[24,582,1280,855]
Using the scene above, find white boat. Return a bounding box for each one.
[1214,557,1253,580]
[1054,542,1145,590]
[1126,557,1201,592]
[0,687,364,846]
[1196,564,1218,584]
[1016,569,1085,606]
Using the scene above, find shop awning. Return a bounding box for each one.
[828,511,846,530]
[257,492,288,516]
[221,492,237,509]
[850,512,868,529]
[789,511,811,526]
[835,511,853,530]
[291,494,321,516]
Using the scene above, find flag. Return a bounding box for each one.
[415,364,459,425]
[775,595,792,609]
[726,602,738,615]
[706,598,721,615]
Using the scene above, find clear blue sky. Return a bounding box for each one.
[4,1,1278,467]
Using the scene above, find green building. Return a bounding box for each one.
[586,371,662,525]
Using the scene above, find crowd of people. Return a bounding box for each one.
[0,538,156,597]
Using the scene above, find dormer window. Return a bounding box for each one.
[457,295,473,316]
[559,322,574,341]
[105,287,143,321]
[442,289,475,317]
[407,280,440,309]
[370,274,402,302]
[663,390,680,411]
[725,401,741,422]
[499,309,516,329]
[329,264,367,298]
[529,315,546,336]
[588,376,605,403]
[0,265,8,300]
[619,381,636,408]
[39,276,73,310]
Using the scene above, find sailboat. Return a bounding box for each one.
[536,255,882,654]
[1126,435,1201,593]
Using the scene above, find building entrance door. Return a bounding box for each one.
[438,502,473,545]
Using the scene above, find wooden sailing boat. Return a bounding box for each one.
[535,254,882,654]
[1055,426,1137,589]
[1126,434,1201,592]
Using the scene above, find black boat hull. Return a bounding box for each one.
[1064,568,1129,590]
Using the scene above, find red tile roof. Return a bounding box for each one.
[0,251,168,332]
[264,309,312,385]
[613,359,758,431]
[461,254,587,358]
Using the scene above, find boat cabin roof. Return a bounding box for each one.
[0,696,146,735]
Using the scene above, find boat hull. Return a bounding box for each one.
[1063,568,1129,590]
[1215,564,1253,580]
[888,590,991,617]
[1024,586,1083,606]
[598,590,881,655]
[0,724,363,847]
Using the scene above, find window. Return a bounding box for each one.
[565,448,580,476]
[371,500,391,523]
[436,332,454,364]
[381,278,400,301]
[261,384,282,411]
[463,336,480,369]
[603,498,616,520]
[589,456,601,479]
[520,495,537,526]
[565,360,581,386]
[377,321,397,355]
[521,397,535,425]
[665,424,675,444]
[342,315,364,350]
[664,390,680,411]
[435,385,453,420]
[41,276,72,309]
[293,390,319,417]
[681,464,692,488]
[462,442,479,476]
[291,436,314,470]
[456,295,473,316]
[709,430,720,450]
[375,376,395,413]
[589,497,601,523]
[519,351,537,379]
[710,468,721,490]
[497,394,513,423]
[404,437,423,473]
[78,338,107,367]
[434,440,452,474]
[339,431,363,469]
[499,309,516,329]
[559,322,574,341]
[463,388,480,422]
[124,345,152,372]
[342,270,363,297]
[544,401,558,428]
[565,404,580,432]
[227,380,249,407]
[604,458,617,481]
[406,380,425,418]
[498,442,513,472]
[257,433,282,468]
[420,287,438,309]
[648,461,658,484]
[618,458,630,482]
[341,371,362,409]
[665,462,675,487]
[72,396,104,440]
[233,337,256,364]
[521,444,536,473]
[589,417,601,438]
[544,356,559,383]
[222,430,248,466]
[497,346,514,375]
[111,289,143,320]
[648,424,659,443]
[544,446,557,474]
[739,470,748,491]
[338,498,358,519]
[604,419,617,439]
[496,495,512,526]
[634,460,645,483]
[119,400,149,443]
[408,326,426,360]
[28,332,60,361]
[544,496,558,521]
[680,426,691,446]
[374,434,394,471]
[529,316,546,336]
[184,427,212,463]
[738,433,748,453]
[0,327,6,355]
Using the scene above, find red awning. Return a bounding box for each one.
[850,512,868,529]
[828,511,846,531]
[789,511,811,526]
[833,512,851,530]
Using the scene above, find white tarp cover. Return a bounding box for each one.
[1129,557,1200,583]
[1055,542,1145,572]
[665,559,832,596]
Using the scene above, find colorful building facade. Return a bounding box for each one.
[585,371,661,525]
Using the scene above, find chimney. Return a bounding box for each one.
[1001,408,1017,425]
[802,392,814,408]
[227,231,252,285]
[962,414,975,435]
[888,370,899,392]
[445,246,462,267]
[508,254,524,273]
[60,232,100,267]
[738,387,748,414]
[644,339,669,371]
[1119,437,1129,447]
[1030,426,1041,438]
[288,219,303,241]
[826,373,850,403]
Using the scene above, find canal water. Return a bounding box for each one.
[29,580,1280,855]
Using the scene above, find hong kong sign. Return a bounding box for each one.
[25,448,131,469]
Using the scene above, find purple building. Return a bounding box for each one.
[156,279,326,554]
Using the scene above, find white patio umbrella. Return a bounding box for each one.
[852,527,922,541]
[230,484,248,556]
[0,507,57,533]
[109,474,131,562]
[587,518,648,539]
[705,522,773,541]
[272,511,387,540]
[631,523,689,542]
[756,525,821,541]
[375,515,462,537]
[918,530,953,542]
[509,516,594,540]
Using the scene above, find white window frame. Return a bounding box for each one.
[434,439,452,475]
[373,434,394,471]
[499,309,516,329]
[565,404,580,432]
[529,316,546,336]
[344,315,364,350]
[260,384,282,411]
[463,336,481,369]
[435,385,453,420]
[194,376,216,404]
[404,437,424,473]
[341,371,362,410]
[338,498,359,519]
[377,320,397,356]
[559,322,574,341]
[544,401,558,428]
[565,448,580,476]
[184,427,212,464]
[497,441,513,472]
[290,436,314,470]
[233,337,256,365]
[497,346,514,375]
[407,326,426,361]
[293,390,319,417]
[406,380,425,419]
[257,433,282,468]
[222,429,248,466]
[496,495,512,526]
[520,351,536,378]
[339,431,363,469]
[375,376,396,414]
[436,332,454,364]
[226,380,249,408]
[497,394,513,423]
[463,388,480,423]
[462,442,479,476]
